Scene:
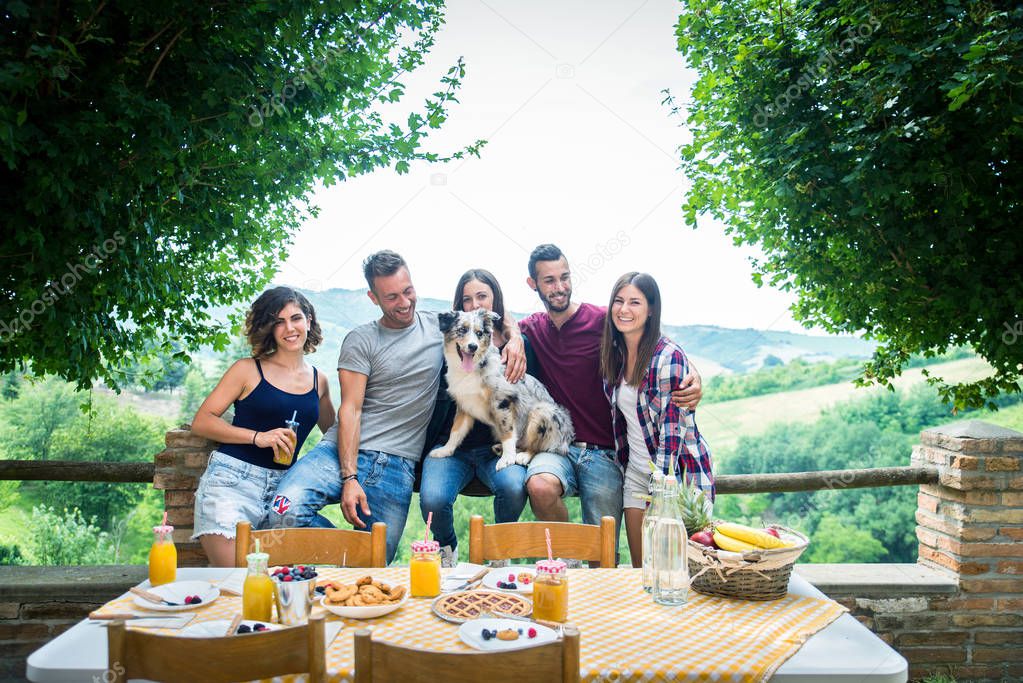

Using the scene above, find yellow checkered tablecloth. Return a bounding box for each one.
[94,567,847,682]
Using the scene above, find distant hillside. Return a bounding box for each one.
[201,287,876,377]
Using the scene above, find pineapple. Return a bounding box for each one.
[678,473,712,534]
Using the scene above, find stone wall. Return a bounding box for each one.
[154,426,216,567]
[0,565,147,681]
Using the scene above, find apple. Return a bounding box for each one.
[764,528,781,539]
[689,530,716,548]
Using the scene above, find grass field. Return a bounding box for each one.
[699,357,995,452]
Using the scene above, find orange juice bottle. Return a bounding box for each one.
[409,540,441,598]
[148,520,177,587]
[533,559,569,622]
[242,549,274,622]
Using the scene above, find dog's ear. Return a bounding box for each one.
[438,311,458,333]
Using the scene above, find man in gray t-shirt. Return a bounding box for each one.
[269,250,524,563]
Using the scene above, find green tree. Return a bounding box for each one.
[25,506,115,565]
[673,0,1022,410]
[0,377,79,461]
[804,514,887,563]
[1,1,481,390]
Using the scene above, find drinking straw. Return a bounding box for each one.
[425,511,433,542]
[290,410,297,423]
[544,528,553,562]
[161,511,168,527]
[255,539,261,554]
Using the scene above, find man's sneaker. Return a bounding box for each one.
[487,559,509,568]
[439,545,457,568]
[564,558,583,569]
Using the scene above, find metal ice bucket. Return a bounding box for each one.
[273,577,316,625]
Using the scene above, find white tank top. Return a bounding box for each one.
[618,380,651,465]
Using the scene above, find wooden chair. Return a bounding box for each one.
[353,625,580,683]
[108,614,326,683]
[468,515,616,568]
[234,521,387,568]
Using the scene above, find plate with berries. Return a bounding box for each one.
[480,567,535,594]
[458,618,557,651]
[180,619,283,638]
[132,580,220,612]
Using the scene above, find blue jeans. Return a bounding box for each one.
[419,445,528,551]
[526,444,624,533]
[268,440,415,564]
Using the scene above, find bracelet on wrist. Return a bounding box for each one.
[341,474,358,484]
[252,431,259,445]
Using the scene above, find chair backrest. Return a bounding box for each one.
[108,614,326,683]
[352,625,580,683]
[468,515,616,568]
[234,521,387,568]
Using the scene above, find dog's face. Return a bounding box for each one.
[438,309,499,372]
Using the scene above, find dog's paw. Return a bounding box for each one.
[513,451,534,466]
[494,455,516,471]
[429,446,455,458]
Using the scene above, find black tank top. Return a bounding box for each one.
[219,359,320,470]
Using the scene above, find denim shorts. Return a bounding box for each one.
[192,451,286,540]
[526,444,624,528]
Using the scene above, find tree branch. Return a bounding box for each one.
[145,27,186,88]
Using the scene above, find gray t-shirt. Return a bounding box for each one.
[320,311,443,461]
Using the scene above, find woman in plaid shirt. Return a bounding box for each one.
[600,272,715,568]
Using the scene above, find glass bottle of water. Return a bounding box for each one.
[641,470,666,592]
[651,473,689,606]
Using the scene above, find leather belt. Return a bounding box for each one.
[571,441,614,451]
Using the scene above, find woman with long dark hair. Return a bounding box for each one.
[600,272,714,567]
[191,287,335,566]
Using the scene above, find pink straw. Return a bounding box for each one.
[161,511,167,527]
[545,528,553,562]
[425,511,433,541]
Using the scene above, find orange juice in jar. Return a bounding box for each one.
[273,414,300,466]
[148,520,177,587]
[533,559,569,622]
[409,540,441,598]
[242,550,274,622]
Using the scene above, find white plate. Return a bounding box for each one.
[480,567,536,594]
[180,619,283,637]
[319,594,408,619]
[458,618,558,651]
[132,581,220,612]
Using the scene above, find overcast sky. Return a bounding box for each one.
[275,0,810,333]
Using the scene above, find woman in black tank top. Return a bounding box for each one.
[190,287,335,566]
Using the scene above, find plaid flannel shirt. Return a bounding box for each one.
[604,336,715,500]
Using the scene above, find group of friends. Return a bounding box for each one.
[190,244,715,568]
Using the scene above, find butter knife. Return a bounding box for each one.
[451,567,489,591]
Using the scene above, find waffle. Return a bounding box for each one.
[431,590,532,624]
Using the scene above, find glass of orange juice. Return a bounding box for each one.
[242,550,274,622]
[532,559,568,622]
[148,521,177,587]
[409,540,441,598]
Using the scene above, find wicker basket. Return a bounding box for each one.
[687,524,809,601]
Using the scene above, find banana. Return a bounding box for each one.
[715,522,793,550]
[712,530,759,553]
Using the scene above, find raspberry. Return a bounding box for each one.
[496,580,505,589]
[282,575,293,582]
[527,627,537,639]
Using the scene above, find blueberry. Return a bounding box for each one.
[237,624,251,634]
[315,586,326,594]
[253,623,268,631]
[481,629,492,641]
[518,628,523,635]
[506,583,517,590]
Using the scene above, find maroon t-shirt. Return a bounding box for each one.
[519,302,614,446]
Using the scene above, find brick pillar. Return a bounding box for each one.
[911,419,1023,681]
[154,426,215,567]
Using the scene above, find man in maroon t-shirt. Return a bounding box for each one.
[520,244,702,544]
